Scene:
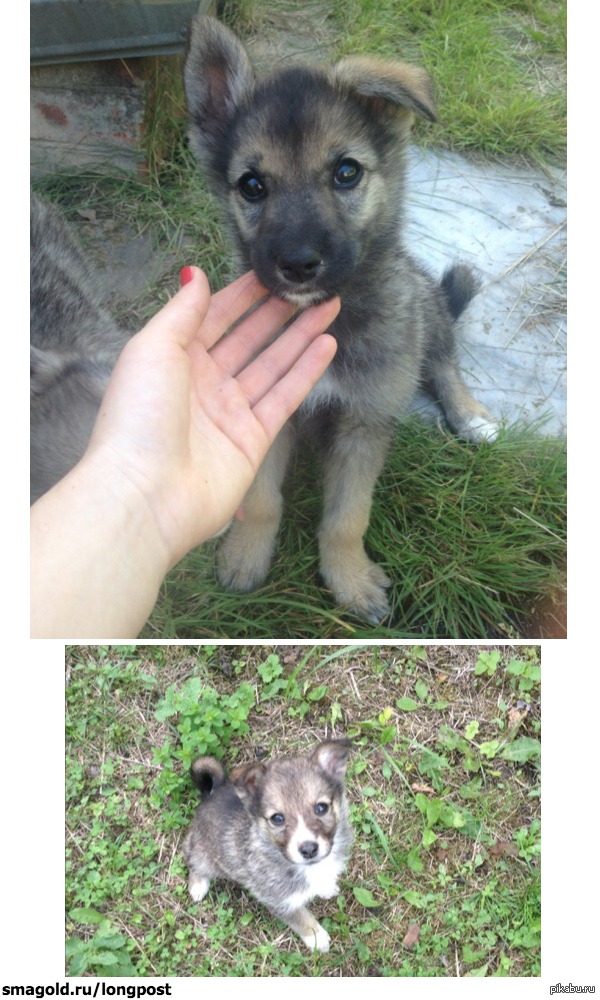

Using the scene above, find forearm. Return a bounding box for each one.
[30,455,171,640]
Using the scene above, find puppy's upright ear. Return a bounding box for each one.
[184,14,255,170]
[331,56,437,125]
[310,739,352,782]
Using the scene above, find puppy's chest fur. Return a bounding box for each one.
[278,848,346,912]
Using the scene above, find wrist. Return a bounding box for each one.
[31,451,172,639]
[78,447,174,569]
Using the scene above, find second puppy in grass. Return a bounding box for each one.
[183,739,353,952]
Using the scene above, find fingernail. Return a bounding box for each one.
[180,266,194,287]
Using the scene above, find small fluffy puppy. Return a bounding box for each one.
[183,14,498,621]
[183,739,353,952]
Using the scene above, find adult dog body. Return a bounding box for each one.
[184,14,497,621]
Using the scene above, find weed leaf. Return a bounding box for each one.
[68,907,105,924]
[354,886,379,908]
[501,738,541,763]
[397,697,419,711]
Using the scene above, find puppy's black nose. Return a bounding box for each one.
[277,246,322,284]
[299,840,319,860]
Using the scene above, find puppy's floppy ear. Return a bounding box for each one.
[310,739,352,781]
[184,14,255,167]
[331,56,437,123]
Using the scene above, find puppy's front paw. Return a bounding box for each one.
[459,415,500,444]
[321,551,392,623]
[189,876,210,903]
[217,521,276,592]
[301,923,331,953]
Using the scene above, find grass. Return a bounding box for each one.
[65,644,541,977]
[32,0,567,640]
[142,420,565,640]
[332,0,565,162]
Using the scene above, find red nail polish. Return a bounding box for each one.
[180,266,194,287]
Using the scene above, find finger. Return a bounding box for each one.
[251,333,338,442]
[207,294,295,374]
[200,271,272,347]
[236,297,341,405]
[137,268,269,356]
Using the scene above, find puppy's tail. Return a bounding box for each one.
[190,757,227,798]
[440,264,480,320]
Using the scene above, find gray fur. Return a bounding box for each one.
[184,14,498,622]
[30,194,129,503]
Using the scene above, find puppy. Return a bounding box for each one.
[184,14,498,621]
[183,739,353,952]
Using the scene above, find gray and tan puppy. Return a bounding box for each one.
[183,739,353,952]
[30,195,129,504]
[184,14,498,621]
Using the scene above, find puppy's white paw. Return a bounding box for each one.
[461,416,499,444]
[189,877,210,902]
[301,923,331,952]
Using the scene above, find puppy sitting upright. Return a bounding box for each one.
[183,739,353,952]
[184,14,498,622]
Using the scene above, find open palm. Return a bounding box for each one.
[88,268,339,565]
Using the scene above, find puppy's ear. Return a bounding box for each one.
[310,739,352,781]
[232,762,267,805]
[184,14,255,168]
[331,56,437,123]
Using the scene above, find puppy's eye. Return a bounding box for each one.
[238,172,267,201]
[270,813,285,825]
[333,158,362,189]
[314,802,329,816]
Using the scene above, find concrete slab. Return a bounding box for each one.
[406,148,566,436]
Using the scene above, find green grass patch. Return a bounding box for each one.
[328,0,566,162]
[144,421,565,640]
[65,644,541,977]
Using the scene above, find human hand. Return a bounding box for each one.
[85,266,339,566]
